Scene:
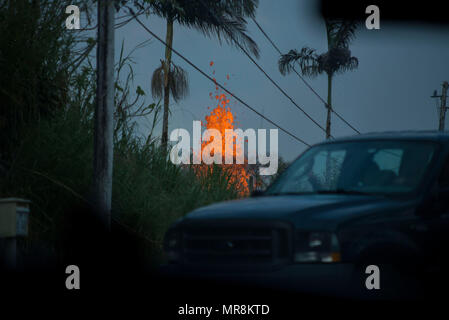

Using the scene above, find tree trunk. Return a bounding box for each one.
[161,17,174,151]
[94,0,115,230]
[325,73,332,186]
[324,22,333,186]
[326,73,332,139]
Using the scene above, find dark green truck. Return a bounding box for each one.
[162,131,449,297]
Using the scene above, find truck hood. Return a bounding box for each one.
[183,194,417,230]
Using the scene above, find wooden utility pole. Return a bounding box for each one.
[439,81,448,131]
[94,0,115,229]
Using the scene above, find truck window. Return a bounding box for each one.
[373,149,403,175]
[312,150,346,188]
[267,140,437,196]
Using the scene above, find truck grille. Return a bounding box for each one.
[178,220,292,270]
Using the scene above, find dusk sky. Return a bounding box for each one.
[111,0,449,162]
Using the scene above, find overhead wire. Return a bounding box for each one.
[128,8,311,146]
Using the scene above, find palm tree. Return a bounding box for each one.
[147,0,260,150]
[278,19,359,139]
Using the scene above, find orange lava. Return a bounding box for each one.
[194,63,250,196]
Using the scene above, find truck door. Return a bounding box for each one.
[434,155,449,266]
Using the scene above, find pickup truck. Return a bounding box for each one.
[161,131,449,298]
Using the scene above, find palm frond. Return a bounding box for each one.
[151,62,164,99]
[318,47,359,75]
[168,63,189,102]
[335,56,359,74]
[326,19,360,49]
[150,61,189,102]
[333,20,360,48]
[150,0,260,58]
[218,14,260,58]
[301,64,322,78]
[278,47,320,76]
[278,50,299,75]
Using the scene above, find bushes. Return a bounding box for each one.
[0,0,240,263]
[0,95,93,241]
[1,83,239,257]
[0,0,79,156]
[113,132,240,247]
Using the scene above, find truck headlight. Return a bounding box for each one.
[294,231,341,263]
[163,228,180,262]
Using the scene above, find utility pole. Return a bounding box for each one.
[431,81,448,131]
[439,82,448,131]
[94,0,115,229]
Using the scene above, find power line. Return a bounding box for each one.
[252,17,361,135]
[128,8,311,147]
[226,33,331,136]
[192,2,329,137]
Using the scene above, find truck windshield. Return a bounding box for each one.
[266,140,437,196]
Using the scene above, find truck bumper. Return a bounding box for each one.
[159,263,355,296]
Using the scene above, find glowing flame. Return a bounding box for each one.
[196,62,250,196]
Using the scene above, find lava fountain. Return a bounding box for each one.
[194,62,250,196]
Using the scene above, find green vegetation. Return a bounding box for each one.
[0,0,240,261]
[0,0,76,157]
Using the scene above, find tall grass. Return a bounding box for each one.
[0,62,240,261]
[113,129,240,248]
[0,0,87,157]
[0,2,241,263]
